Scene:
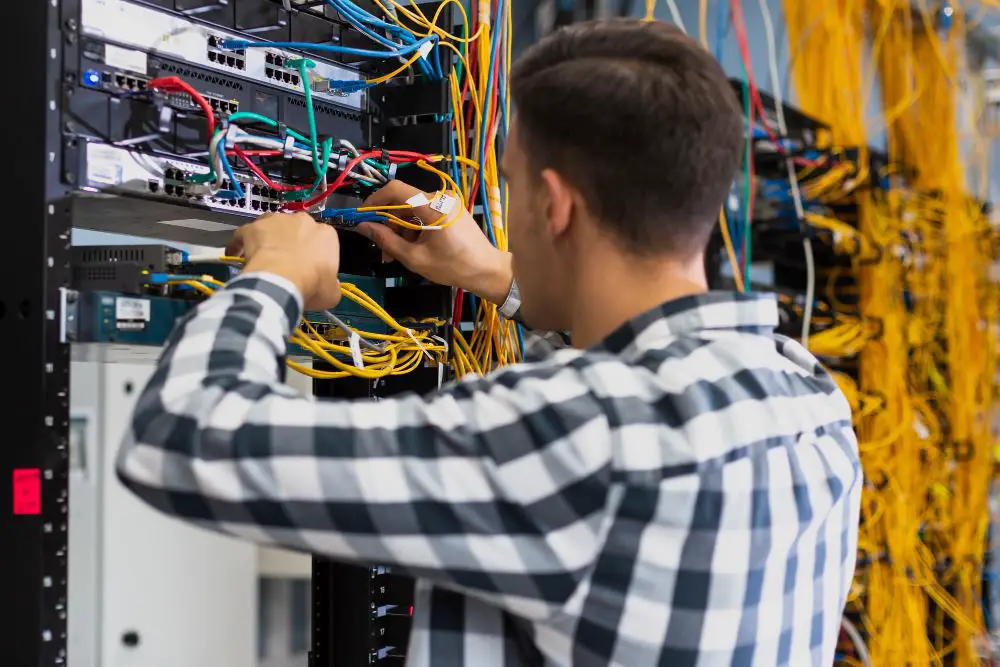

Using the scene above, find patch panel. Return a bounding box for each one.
[161,90,240,116]
[207,34,246,71]
[80,0,365,110]
[85,143,294,223]
[264,51,302,86]
[111,70,149,92]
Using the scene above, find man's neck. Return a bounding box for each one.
[568,251,708,349]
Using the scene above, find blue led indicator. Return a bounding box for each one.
[83,70,101,87]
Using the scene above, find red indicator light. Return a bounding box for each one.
[409,606,413,617]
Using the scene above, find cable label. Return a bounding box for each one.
[428,193,456,214]
[349,331,365,369]
[417,41,434,61]
[406,193,430,208]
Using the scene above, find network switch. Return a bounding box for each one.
[80,0,365,110]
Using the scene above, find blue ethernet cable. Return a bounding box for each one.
[217,146,246,199]
[324,0,433,78]
[220,35,436,60]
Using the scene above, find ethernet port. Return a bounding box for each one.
[176,186,186,197]
[238,198,246,207]
[208,35,218,48]
[236,58,245,70]
[251,200,261,211]
[218,101,229,114]
[251,185,261,196]
[274,55,284,67]
[265,67,274,79]
[282,71,291,83]
[114,73,126,88]
[136,79,147,91]
[147,179,160,193]
[269,202,279,212]
[164,184,175,195]
[101,71,112,83]
[208,51,217,62]
[236,49,246,56]
[226,55,236,67]
[265,53,274,64]
[291,74,300,86]
[231,101,239,112]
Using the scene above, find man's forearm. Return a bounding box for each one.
[470,250,514,306]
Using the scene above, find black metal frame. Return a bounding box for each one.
[309,4,455,661]
[1,3,72,666]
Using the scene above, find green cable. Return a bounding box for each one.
[290,58,324,179]
[228,112,309,144]
[186,129,222,184]
[741,70,753,288]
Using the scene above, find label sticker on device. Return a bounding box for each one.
[116,297,151,330]
[104,43,148,75]
[13,468,41,516]
[428,193,456,214]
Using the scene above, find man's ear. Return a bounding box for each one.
[539,168,575,240]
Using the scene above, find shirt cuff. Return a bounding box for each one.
[224,272,304,330]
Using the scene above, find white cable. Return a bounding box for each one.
[758,0,813,347]
[840,618,872,667]
[665,0,687,32]
[322,310,382,351]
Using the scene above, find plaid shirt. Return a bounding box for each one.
[117,273,862,667]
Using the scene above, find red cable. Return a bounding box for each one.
[148,76,216,138]
[230,147,315,192]
[284,151,381,210]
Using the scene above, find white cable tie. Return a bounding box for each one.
[431,335,449,388]
[406,328,433,362]
[224,124,240,149]
[349,331,365,369]
[283,134,296,160]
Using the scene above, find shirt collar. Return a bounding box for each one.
[593,291,779,356]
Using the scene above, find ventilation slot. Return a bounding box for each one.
[286,96,360,122]
[157,63,244,91]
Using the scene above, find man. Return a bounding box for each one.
[118,18,861,667]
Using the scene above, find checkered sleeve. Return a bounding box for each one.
[116,272,613,618]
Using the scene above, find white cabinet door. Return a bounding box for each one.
[97,361,257,667]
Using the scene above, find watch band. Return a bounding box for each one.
[499,278,521,320]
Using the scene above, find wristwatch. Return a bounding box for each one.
[499,278,522,321]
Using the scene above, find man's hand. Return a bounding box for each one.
[358,181,513,305]
[227,211,342,309]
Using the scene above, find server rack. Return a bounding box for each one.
[2,1,454,665]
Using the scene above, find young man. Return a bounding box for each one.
[118,18,861,667]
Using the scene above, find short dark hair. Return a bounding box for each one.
[510,19,742,257]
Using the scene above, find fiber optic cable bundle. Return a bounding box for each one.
[143,0,519,380]
[780,1,1000,664]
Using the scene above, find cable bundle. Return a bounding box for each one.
[783,1,1000,664]
[144,0,519,379]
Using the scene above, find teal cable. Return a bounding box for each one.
[227,112,310,144]
[291,58,324,178]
